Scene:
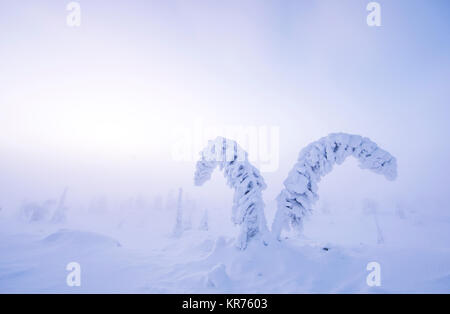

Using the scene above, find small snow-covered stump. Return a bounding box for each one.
[272,133,397,240]
[51,187,69,224]
[194,137,269,250]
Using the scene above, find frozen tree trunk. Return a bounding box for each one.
[199,209,209,231]
[373,212,385,245]
[51,187,68,223]
[194,137,269,249]
[273,133,397,240]
[363,199,385,244]
[172,188,183,237]
[363,199,384,244]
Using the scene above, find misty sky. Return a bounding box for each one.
[0,1,449,215]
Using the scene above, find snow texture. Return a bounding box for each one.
[199,210,209,231]
[272,133,397,239]
[205,263,231,289]
[194,137,269,249]
[1,210,450,294]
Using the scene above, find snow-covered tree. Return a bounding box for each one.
[272,133,397,239]
[172,188,184,237]
[194,137,269,249]
[51,187,68,223]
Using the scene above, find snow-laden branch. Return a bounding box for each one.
[194,137,269,249]
[272,133,397,239]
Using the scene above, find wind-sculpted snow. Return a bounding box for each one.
[272,133,397,239]
[42,229,122,248]
[194,137,269,250]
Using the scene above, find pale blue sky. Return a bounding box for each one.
[0,1,449,211]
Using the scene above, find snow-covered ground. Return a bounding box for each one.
[1,202,449,293]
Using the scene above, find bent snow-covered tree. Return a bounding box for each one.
[194,137,269,249]
[272,133,397,239]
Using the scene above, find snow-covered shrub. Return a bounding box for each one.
[272,133,397,239]
[18,188,70,223]
[21,202,51,222]
[194,137,269,250]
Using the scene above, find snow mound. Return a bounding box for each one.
[42,229,122,248]
[205,263,231,289]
